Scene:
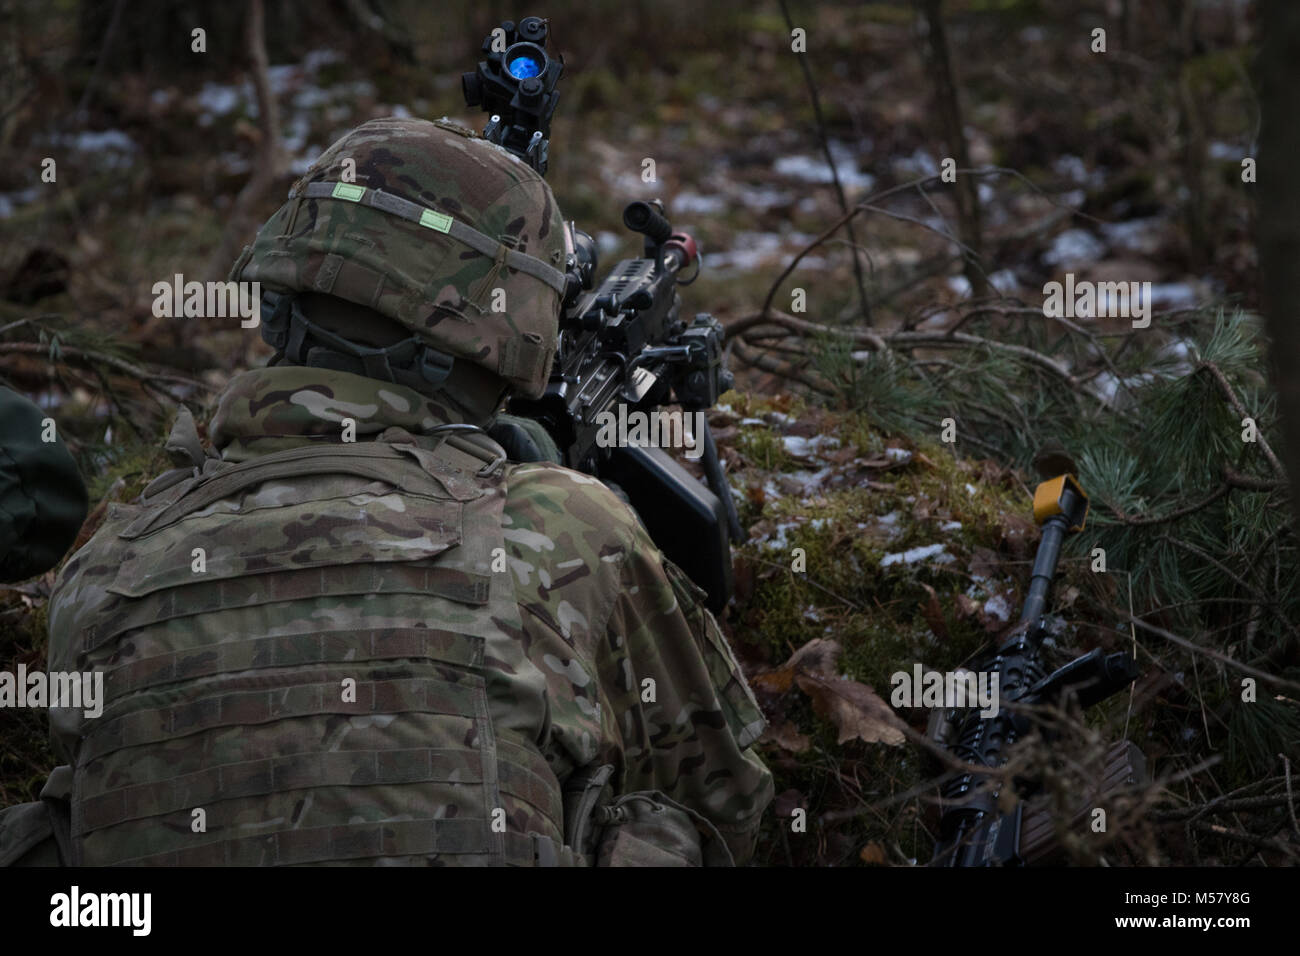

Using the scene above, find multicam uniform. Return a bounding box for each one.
[19,367,771,866]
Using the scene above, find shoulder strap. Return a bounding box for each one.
[121,428,509,541]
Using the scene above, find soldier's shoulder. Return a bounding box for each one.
[504,461,646,545]
[502,462,655,642]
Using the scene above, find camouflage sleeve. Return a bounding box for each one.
[0,387,88,583]
[603,519,774,864]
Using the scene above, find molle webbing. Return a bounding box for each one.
[296,181,567,295]
[109,823,580,867]
[122,441,486,540]
[78,675,483,764]
[71,440,569,866]
[103,627,481,697]
[85,562,491,657]
[77,747,488,832]
[113,818,495,866]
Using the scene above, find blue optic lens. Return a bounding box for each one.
[508,55,541,79]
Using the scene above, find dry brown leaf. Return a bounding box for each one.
[760,721,811,753]
[751,668,795,694]
[920,583,948,640]
[954,593,981,619]
[999,513,1039,559]
[794,671,906,746]
[757,638,905,747]
[753,637,839,694]
[859,842,889,864]
[968,546,1001,581]
[787,637,841,676]
[856,455,897,470]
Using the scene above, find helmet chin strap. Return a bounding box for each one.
[260,291,510,427]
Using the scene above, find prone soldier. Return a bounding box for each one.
[0,117,772,867]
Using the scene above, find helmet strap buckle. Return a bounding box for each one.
[274,297,456,394]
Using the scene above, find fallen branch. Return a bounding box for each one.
[727,336,836,395]
[1188,819,1298,858]
[1123,613,1300,694]
[728,307,1077,387]
[0,340,212,393]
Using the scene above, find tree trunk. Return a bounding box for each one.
[919,0,986,300]
[1257,0,1300,515]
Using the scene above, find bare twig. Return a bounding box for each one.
[727,337,835,395]
[1284,756,1300,840]
[0,341,212,392]
[777,0,872,326]
[1105,483,1230,527]
[1189,820,1298,858]
[1122,614,1300,694]
[726,309,887,350]
[1199,361,1287,478]
[729,306,1079,389]
[1152,795,1297,821]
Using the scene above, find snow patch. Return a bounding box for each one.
[983,594,1012,622]
[782,434,840,457]
[881,543,955,568]
[1043,229,1105,267]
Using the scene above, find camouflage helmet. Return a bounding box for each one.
[230,117,567,399]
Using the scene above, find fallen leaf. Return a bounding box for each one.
[968,546,1001,581]
[999,513,1039,559]
[760,721,811,753]
[795,671,907,746]
[755,638,906,746]
[954,593,981,619]
[786,637,841,676]
[751,668,795,695]
[920,583,948,640]
[753,637,839,694]
[855,455,896,469]
[859,842,889,864]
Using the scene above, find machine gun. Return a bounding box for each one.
[929,470,1143,866]
[463,16,742,612]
